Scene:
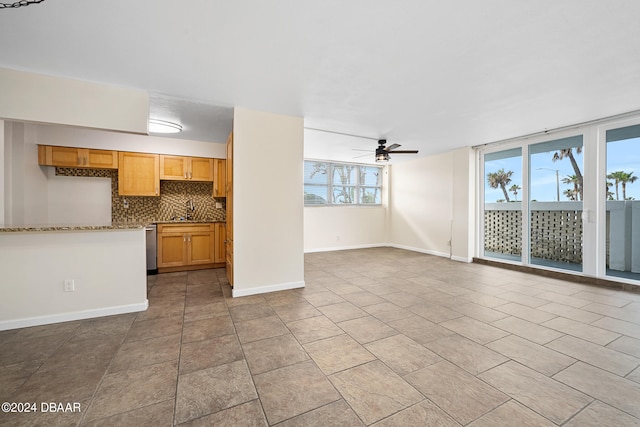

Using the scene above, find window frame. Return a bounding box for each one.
[304,159,383,206]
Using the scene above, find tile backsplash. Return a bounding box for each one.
[55,168,226,223]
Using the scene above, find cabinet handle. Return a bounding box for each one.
[189,172,192,179]
[188,235,191,242]
[155,187,158,195]
[183,235,186,242]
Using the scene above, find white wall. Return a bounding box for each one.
[0,228,147,330]
[233,107,305,296]
[304,207,387,252]
[0,120,4,225]
[389,147,474,261]
[0,67,148,135]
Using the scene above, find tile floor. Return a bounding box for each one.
[1,247,640,426]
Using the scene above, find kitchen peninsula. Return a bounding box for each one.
[0,224,148,331]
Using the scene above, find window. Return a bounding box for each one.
[304,160,382,206]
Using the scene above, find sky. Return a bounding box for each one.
[485,137,640,203]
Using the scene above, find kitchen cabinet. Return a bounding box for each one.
[160,155,214,181]
[225,132,234,286]
[213,159,226,197]
[38,145,118,169]
[118,152,159,196]
[214,222,226,264]
[157,223,224,272]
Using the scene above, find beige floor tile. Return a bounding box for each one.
[177,400,267,426]
[542,317,620,345]
[547,335,640,376]
[341,291,387,307]
[303,334,376,375]
[126,316,183,343]
[175,360,257,424]
[487,335,576,376]
[0,359,43,401]
[39,334,122,373]
[563,400,640,427]
[229,302,275,322]
[362,301,413,323]
[234,315,289,344]
[365,334,441,375]
[85,360,178,422]
[536,291,592,308]
[389,315,456,345]
[242,334,309,375]
[272,301,322,322]
[181,315,235,343]
[11,363,104,403]
[372,399,460,427]
[71,312,135,341]
[338,316,398,344]
[109,334,180,373]
[424,334,508,375]
[405,360,509,425]
[591,316,640,340]
[450,302,509,323]
[318,301,368,323]
[287,315,344,344]
[628,366,640,384]
[276,399,365,426]
[479,361,592,424]
[408,302,463,323]
[182,301,228,322]
[81,399,175,427]
[496,291,549,308]
[582,302,640,324]
[492,316,564,345]
[440,316,509,344]
[303,291,346,307]
[452,292,510,308]
[330,360,423,425]
[607,335,640,358]
[572,291,634,308]
[467,400,556,427]
[494,303,557,324]
[382,291,423,308]
[0,332,68,365]
[538,302,604,323]
[254,360,340,425]
[179,334,244,374]
[554,361,640,419]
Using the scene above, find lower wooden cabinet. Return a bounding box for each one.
[157,223,225,272]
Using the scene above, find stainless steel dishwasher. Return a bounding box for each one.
[145,224,157,274]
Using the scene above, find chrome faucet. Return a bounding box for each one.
[186,199,195,220]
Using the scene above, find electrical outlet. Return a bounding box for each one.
[215,202,222,209]
[336,235,341,241]
[64,279,75,292]
[123,198,129,209]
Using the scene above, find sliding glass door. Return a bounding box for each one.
[529,136,584,272]
[483,148,522,262]
[605,124,640,280]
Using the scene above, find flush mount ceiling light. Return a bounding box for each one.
[0,0,45,9]
[148,119,183,134]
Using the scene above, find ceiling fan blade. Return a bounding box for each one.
[385,143,401,151]
[388,150,419,154]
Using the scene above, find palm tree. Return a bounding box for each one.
[606,171,637,200]
[563,188,578,201]
[509,184,521,201]
[552,147,583,200]
[561,174,581,201]
[606,181,615,200]
[487,169,513,202]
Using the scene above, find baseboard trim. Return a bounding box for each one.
[232,281,305,298]
[388,244,451,259]
[0,301,149,331]
[304,243,386,253]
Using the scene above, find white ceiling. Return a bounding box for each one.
[1,1,640,164]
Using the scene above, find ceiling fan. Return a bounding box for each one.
[353,139,419,162]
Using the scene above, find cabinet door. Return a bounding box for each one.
[160,155,189,180]
[214,223,226,263]
[188,231,214,265]
[42,146,82,167]
[213,159,227,197]
[190,157,214,181]
[118,152,159,196]
[158,232,188,267]
[86,149,118,169]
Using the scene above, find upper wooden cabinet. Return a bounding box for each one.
[160,155,214,181]
[38,145,118,169]
[213,159,226,197]
[118,152,159,196]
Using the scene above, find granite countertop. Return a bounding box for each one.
[0,223,148,233]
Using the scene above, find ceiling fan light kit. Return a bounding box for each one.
[374,139,418,163]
